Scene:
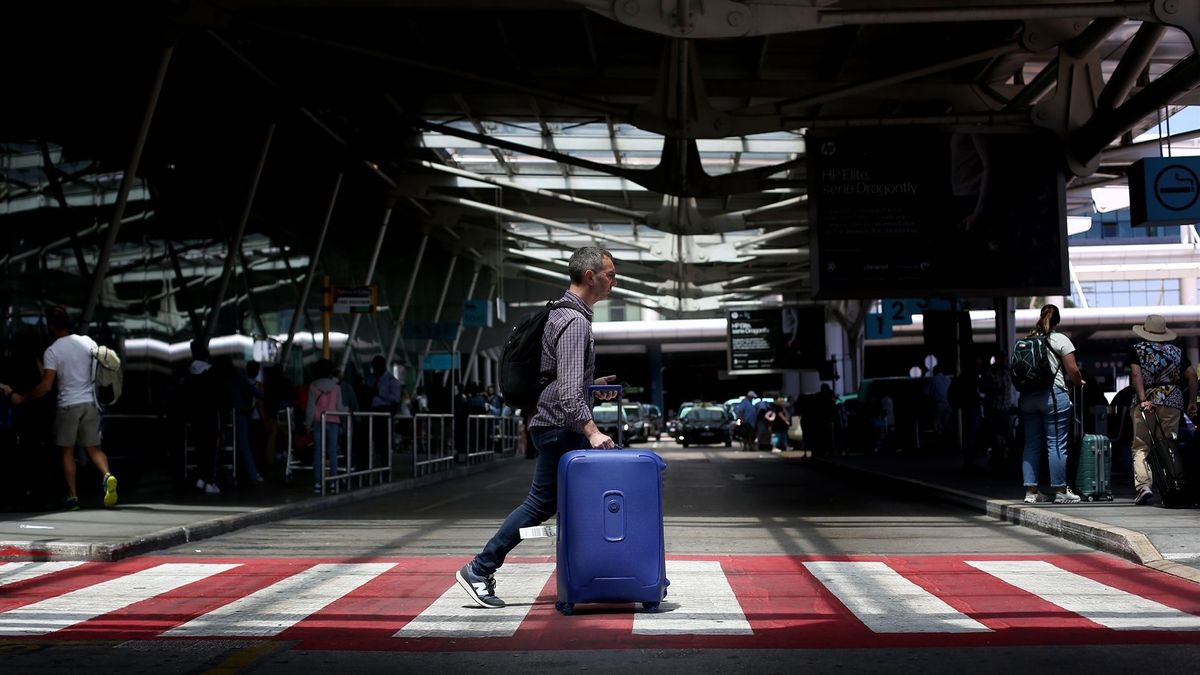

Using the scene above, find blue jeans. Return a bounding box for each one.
[314,422,341,486]
[473,427,587,576]
[1019,388,1072,488]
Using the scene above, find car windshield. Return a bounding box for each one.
[623,406,641,421]
[683,408,726,422]
[593,407,620,422]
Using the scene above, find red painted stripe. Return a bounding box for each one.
[6,554,1200,650]
[51,560,296,640]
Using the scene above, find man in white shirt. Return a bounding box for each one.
[3,306,118,509]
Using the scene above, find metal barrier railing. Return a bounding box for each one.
[465,414,523,463]
[411,413,455,477]
[314,411,393,495]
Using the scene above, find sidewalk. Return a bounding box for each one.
[0,453,504,562]
[817,452,1200,584]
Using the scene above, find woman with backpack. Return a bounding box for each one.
[305,358,346,494]
[1015,304,1084,504]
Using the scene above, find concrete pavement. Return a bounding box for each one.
[1,449,1197,587]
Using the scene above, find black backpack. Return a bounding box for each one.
[1009,333,1060,394]
[498,300,582,411]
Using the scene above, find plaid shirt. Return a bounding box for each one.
[528,291,595,434]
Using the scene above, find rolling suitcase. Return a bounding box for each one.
[555,385,669,615]
[1072,389,1113,501]
[1140,408,1195,508]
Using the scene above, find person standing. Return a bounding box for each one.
[1128,314,1199,505]
[455,246,619,609]
[366,355,401,413]
[2,306,118,509]
[305,358,346,494]
[1018,304,1084,504]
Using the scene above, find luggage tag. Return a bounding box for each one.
[519,525,557,539]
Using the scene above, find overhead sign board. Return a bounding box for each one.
[332,285,377,314]
[403,321,459,342]
[1129,156,1200,226]
[808,130,1067,298]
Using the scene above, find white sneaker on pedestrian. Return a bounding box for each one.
[1135,487,1154,505]
[204,482,221,495]
[1053,488,1081,504]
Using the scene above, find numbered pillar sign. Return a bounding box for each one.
[865,313,894,339]
[882,299,914,325]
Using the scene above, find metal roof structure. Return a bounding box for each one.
[5,1,1200,351]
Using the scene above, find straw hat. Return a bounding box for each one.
[1132,314,1177,342]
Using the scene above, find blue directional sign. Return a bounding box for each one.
[1130,156,1200,226]
[462,299,493,327]
[422,352,460,371]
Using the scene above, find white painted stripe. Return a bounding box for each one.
[967,560,1200,631]
[633,560,752,635]
[0,563,239,636]
[164,562,395,637]
[0,561,85,588]
[804,561,990,633]
[396,563,555,638]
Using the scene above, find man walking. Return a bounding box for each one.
[455,246,618,608]
[1128,314,1198,505]
[4,306,118,509]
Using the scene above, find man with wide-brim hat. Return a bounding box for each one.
[1128,314,1198,505]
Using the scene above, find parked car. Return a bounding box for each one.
[593,402,647,445]
[675,404,735,447]
[640,404,663,440]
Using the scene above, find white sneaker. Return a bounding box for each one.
[1053,488,1081,504]
[204,482,221,495]
[196,478,206,490]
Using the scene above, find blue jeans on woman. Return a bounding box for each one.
[313,422,341,488]
[473,426,587,576]
[1019,387,1072,488]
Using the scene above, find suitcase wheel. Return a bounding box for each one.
[642,602,660,613]
[1086,495,1095,502]
[555,601,574,616]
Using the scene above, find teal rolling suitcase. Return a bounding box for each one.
[1074,433,1113,501]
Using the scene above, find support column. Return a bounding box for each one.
[338,202,395,375]
[416,255,459,386]
[994,296,1017,357]
[648,342,663,411]
[281,172,342,367]
[384,232,429,370]
[82,43,174,332]
[443,264,482,387]
[464,279,497,387]
[206,123,276,340]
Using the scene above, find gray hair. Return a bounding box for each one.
[568,246,613,283]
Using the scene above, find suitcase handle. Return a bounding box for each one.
[1138,407,1169,444]
[589,384,624,446]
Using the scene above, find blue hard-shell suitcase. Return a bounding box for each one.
[555,448,669,614]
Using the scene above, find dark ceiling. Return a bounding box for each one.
[4,1,1199,340]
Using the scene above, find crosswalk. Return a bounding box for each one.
[1,554,1200,650]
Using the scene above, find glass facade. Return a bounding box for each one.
[1070,279,1181,308]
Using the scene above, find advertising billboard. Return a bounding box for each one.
[727,306,825,374]
[808,130,1067,298]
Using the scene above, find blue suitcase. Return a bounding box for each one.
[555,448,669,614]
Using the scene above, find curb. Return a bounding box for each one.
[817,459,1200,585]
[0,456,516,562]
